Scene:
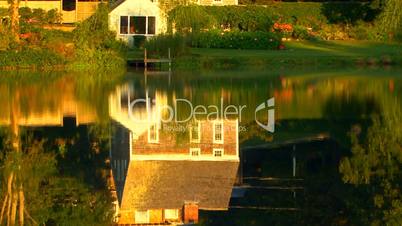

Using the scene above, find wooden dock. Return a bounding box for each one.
[127,48,172,71]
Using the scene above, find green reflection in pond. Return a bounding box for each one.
[0,68,400,225]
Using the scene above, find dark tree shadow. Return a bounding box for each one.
[321,2,381,25]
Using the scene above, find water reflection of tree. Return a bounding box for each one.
[0,124,113,225]
[0,130,55,225]
[339,106,402,225]
[322,93,381,147]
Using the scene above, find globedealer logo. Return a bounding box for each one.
[254,98,275,133]
[128,97,275,133]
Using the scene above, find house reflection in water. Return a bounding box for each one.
[109,85,240,225]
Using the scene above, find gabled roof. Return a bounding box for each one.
[119,160,239,210]
[110,0,126,11]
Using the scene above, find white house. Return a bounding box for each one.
[108,0,166,46]
[108,0,238,46]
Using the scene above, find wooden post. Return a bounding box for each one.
[168,48,171,71]
[292,145,296,199]
[144,48,147,70]
[292,145,296,177]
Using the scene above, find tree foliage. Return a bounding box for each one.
[72,3,126,69]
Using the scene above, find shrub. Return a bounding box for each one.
[69,48,125,70]
[292,25,310,40]
[72,3,127,69]
[73,4,116,50]
[348,21,380,41]
[0,32,12,51]
[189,31,281,50]
[19,7,62,25]
[144,34,188,57]
[19,7,62,34]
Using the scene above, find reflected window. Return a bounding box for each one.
[190,148,200,157]
[120,16,128,34]
[120,86,135,112]
[213,148,224,157]
[164,209,179,220]
[213,121,223,143]
[148,123,159,143]
[135,210,149,224]
[190,121,200,143]
[148,16,156,35]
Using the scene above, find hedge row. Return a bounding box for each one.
[144,31,281,58]
[0,48,65,69]
[189,31,281,49]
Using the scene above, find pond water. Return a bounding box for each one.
[0,68,401,225]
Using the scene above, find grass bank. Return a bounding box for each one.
[173,40,402,70]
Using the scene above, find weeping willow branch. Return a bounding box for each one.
[379,0,402,34]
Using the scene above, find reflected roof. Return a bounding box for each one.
[120,160,239,211]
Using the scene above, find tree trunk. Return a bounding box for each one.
[9,0,20,43]
[0,195,8,223]
[18,188,24,226]
[10,193,17,226]
[5,172,14,226]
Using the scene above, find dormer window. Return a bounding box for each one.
[213,121,224,144]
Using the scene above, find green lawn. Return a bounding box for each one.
[127,40,402,69]
[190,40,402,59]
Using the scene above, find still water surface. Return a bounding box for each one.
[0,68,401,225]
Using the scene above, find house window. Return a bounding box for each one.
[213,148,224,157]
[164,209,179,220]
[135,210,150,224]
[62,0,76,11]
[190,148,200,157]
[130,16,146,34]
[190,121,200,143]
[148,123,159,143]
[213,121,224,143]
[120,16,156,35]
[148,16,156,35]
[120,16,128,34]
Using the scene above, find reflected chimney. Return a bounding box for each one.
[183,202,199,224]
